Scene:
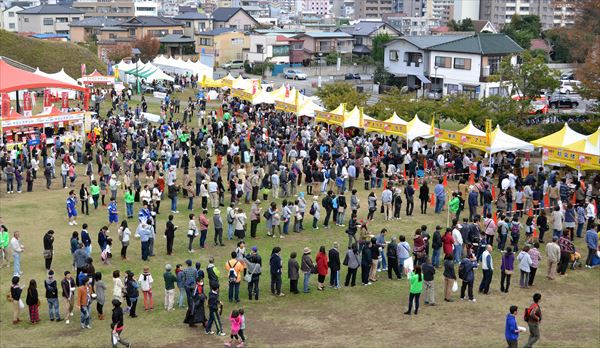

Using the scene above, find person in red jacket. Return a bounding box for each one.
[315,246,329,291]
[442,228,454,257]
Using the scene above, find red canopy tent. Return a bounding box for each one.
[0,58,87,93]
[80,70,115,85]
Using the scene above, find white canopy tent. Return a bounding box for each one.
[33,68,80,98]
[406,114,433,141]
[297,99,324,117]
[114,60,136,73]
[152,56,213,78]
[251,89,275,105]
[342,106,376,128]
[384,112,408,126]
[488,125,534,154]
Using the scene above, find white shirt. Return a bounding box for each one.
[10,237,22,254]
[452,228,463,246]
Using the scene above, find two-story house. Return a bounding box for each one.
[294,31,354,62]
[337,21,401,57]
[2,5,23,32]
[17,4,84,34]
[195,27,248,66]
[246,33,292,64]
[384,33,523,99]
[69,17,124,43]
[210,7,258,30]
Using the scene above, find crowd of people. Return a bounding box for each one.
[1,82,599,348]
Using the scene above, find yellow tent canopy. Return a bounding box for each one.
[531,123,587,148]
[562,127,600,170]
[217,73,235,88]
[315,103,346,125]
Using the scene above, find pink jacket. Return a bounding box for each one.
[229,315,242,334]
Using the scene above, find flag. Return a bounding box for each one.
[430,114,435,136]
[429,193,435,208]
[1,93,10,118]
[442,174,448,187]
[493,212,498,224]
[61,91,69,111]
[23,92,33,117]
[114,67,120,81]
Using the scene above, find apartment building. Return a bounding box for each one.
[479,0,554,30]
[18,4,83,34]
[354,0,394,20]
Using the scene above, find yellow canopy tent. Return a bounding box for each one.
[342,106,376,129]
[531,123,588,168]
[562,127,600,171]
[378,112,408,137]
[201,75,222,88]
[315,103,346,126]
[457,120,487,151]
[269,85,287,101]
[217,73,235,88]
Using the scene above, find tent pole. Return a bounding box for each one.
[15,90,21,113]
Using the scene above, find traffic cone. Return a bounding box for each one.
[423,159,428,171]
[383,179,388,190]
[493,212,498,224]
[429,193,435,208]
[442,174,448,187]
[544,193,549,208]
[492,186,496,200]
[533,226,538,238]
[403,167,407,179]
[468,172,475,185]
[528,208,533,217]
[413,179,419,190]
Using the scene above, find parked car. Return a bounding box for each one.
[559,80,581,94]
[222,60,244,70]
[344,73,361,80]
[141,84,154,94]
[283,69,307,80]
[560,71,575,80]
[549,95,579,109]
[529,99,548,114]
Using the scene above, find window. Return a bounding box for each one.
[389,49,399,61]
[24,17,29,22]
[172,30,183,34]
[9,23,15,29]
[129,29,135,36]
[199,38,212,46]
[272,45,289,57]
[487,56,501,75]
[453,57,471,70]
[8,11,15,17]
[256,44,264,53]
[109,33,117,39]
[231,38,243,45]
[56,17,68,23]
[434,56,451,68]
[243,25,251,30]
[185,21,191,28]
[229,25,237,29]
[43,18,53,25]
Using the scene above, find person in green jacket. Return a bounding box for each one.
[124,187,135,219]
[0,224,9,268]
[404,265,423,315]
[449,192,460,220]
[90,180,101,210]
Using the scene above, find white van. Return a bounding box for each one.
[559,80,581,94]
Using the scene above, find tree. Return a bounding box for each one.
[366,87,440,121]
[315,82,369,111]
[502,14,542,49]
[372,33,392,63]
[492,51,560,117]
[106,45,132,63]
[135,34,160,61]
[448,18,475,32]
[578,37,600,101]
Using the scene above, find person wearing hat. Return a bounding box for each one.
[163,264,177,311]
[300,247,315,293]
[213,209,224,247]
[250,200,262,239]
[45,270,61,322]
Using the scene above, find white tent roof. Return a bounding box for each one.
[488,125,534,154]
[384,112,408,125]
[406,114,433,141]
[145,68,175,82]
[114,60,136,72]
[34,68,79,87]
[297,99,324,117]
[152,56,213,78]
[251,89,275,105]
[342,106,376,129]
[458,120,486,136]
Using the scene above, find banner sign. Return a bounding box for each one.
[544,147,600,171]
[1,93,10,118]
[274,101,297,113]
[23,92,32,117]
[61,91,69,111]
[1,112,84,128]
[43,89,52,108]
[315,110,344,126]
[152,91,167,99]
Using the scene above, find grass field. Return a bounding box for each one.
[0,91,598,348]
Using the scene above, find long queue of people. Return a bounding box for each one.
[2,85,600,348]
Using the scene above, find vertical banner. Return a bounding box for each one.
[23,92,33,117]
[1,93,10,118]
[252,79,258,94]
[43,89,52,112]
[81,63,86,77]
[285,84,290,98]
[61,91,69,111]
[485,119,492,146]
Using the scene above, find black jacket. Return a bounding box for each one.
[111,306,124,329]
[422,263,435,282]
[432,231,443,249]
[328,248,340,271]
[165,220,176,238]
[208,291,219,311]
[44,279,58,299]
[269,254,282,274]
[361,247,372,266]
[43,233,54,250]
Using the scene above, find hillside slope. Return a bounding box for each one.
[0,30,106,77]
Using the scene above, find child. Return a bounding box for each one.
[108,198,118,227]
[139,266,154,310]
[111,299,131,347]
[238,308,246,347]
[95,272,106,320]
[524,216,535,244]
[9,276,23,324]
[25,279,40,324]
[205,286,226,336]
[510,216,521,249]
[225,309,242,347]
[101,238,113,265]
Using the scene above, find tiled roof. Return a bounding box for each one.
[18,4,83,15]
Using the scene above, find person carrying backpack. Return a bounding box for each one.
[458,253,478,302]
[225,252,245,303]
[524,293,543,348]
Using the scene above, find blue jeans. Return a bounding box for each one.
[553,229,562,239]
[62,174,67,188]
[48,297,60,320]
[398,257,407,275]
[576,223,584,238]
[378,249,387,270]
[435,197,444,213]
[80,305,91,326]
[177,288,185,308]
[188,197,193,210]
[6,178,14,192]
[453,245,462,263]
[126,203,133,218]
[498,234,507,251]
[199,230,207,248]
[303,272,311,292]
[432,248,441,267]
[483,203,492,217]
[227,224,234,240]
[283,220,290,235]
[228,282,240,302]
[13,252,21,276]
[170,197,178,212]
